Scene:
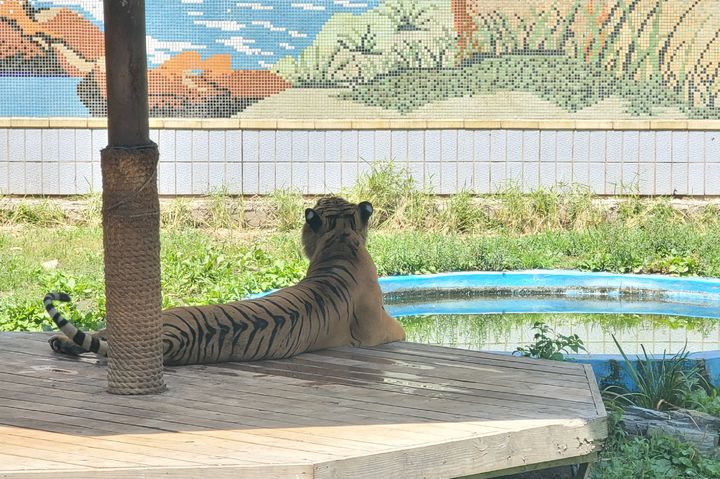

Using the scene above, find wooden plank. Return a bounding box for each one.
[0,442,147,469]
[313,419,607,479]
[0,464,314,479]
[584,364,609,419]
[0,396,375,461]
[375,342,587,375]
[311,346,590,386]
[0,353,595,424]
[206,360,598,415]
[0,368,510,446]
[283,352,594,400]
[0,452,92,472]
[457,453,598,478]
[0,370,507,440]
[0,427,273,467]
[0,374,516,456]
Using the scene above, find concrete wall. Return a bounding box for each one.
[1,127,718,196]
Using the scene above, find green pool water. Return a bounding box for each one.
[398,313,720,356]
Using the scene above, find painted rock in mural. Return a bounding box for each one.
[0,0,101,77]
[1,0,291,117]
[79,51,291,117]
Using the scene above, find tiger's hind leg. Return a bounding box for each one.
[49,329,107,356]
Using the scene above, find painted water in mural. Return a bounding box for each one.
[0,0,718,119]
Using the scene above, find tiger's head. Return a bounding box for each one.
[301,197,373,259]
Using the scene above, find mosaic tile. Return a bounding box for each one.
[208,163,226,191]
[688,132,705,163]
[374,130,392,162]
[308,131,325,163]
[157,163,176,195]
[671,163,688,195]
[242,131,259,163]
[655,163,672,195]
[390,130,408,162]
[75,163,92,194]
[275,130,292,163]
[671,131,689,163]
[7,130,25,162]
[292,131,309,164]
[209,131,225,163]
[308,162,326,194]
[1,1,717,121]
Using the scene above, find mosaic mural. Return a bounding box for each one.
[0,0,718,119]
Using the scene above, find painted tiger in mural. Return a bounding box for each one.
[44,197,406,365]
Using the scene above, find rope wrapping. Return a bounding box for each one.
[101,143,166,395]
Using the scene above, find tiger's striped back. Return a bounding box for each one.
[45,196,406,365]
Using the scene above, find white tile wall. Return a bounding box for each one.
[0,129,8,193]
[3,128,719,196]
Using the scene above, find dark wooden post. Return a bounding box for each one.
[102,0,165,394]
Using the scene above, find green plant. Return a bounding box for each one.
[514,321,586,360]
[593,428,720,478]
[268,189,305,232]
[603,336,706,411]
[441,191,487,233]
[338,24,381,56]
[350,161,437,228]
[0,197,68,226]
[380,0,435,32]
[683,387,720,418]
[161,198,198,229]
[205,187,245,229]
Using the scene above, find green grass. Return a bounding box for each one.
[3,215,719,333]
[592,416,720,478]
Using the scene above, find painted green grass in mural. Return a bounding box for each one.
[343,54,706,116]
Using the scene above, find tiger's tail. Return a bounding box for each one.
[43,292,108,355]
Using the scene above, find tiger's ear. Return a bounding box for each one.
[358,201,373,223]
[305,208,322,231]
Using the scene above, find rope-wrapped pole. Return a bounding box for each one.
[102,0,165,394]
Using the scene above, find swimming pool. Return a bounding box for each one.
[381,270,720,387]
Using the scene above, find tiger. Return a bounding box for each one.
[44,196,406,365]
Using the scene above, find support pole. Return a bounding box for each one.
[102,0,165,394]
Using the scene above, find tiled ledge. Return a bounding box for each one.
[0,118,719,130]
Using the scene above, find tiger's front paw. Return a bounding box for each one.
[48,334,86,356]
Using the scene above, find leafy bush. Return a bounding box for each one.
[514,321,586,361]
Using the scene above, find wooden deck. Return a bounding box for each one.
[0,333,607,479]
